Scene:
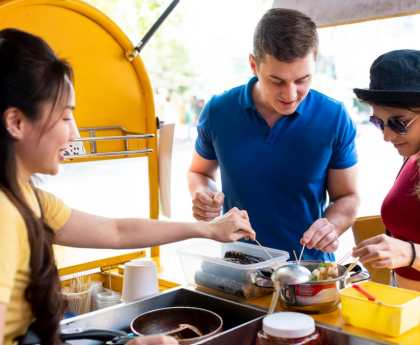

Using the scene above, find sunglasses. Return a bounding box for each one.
[369,114,419,135]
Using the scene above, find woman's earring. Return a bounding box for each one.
[6,127,20,138]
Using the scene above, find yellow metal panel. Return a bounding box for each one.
[58,250,145,277]
[0,0,161,254]
[0,0,151,159]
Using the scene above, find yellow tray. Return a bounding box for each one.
[339,282,420,337]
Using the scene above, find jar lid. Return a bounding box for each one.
[263,312,315,338]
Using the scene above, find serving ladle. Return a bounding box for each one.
[267,264,313,314]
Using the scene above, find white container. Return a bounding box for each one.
[121,260,159,302]
[177,240,289,300]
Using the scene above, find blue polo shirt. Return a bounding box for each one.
[195,77,358,261]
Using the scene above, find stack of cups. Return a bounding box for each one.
[96,291,122,310]
[90,281,103,311]
[122,261,159,302]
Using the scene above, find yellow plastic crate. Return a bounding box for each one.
[339,282,420,337]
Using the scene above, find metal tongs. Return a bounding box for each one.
[162,324,203,338]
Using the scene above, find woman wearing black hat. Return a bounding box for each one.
[352,50,420,291]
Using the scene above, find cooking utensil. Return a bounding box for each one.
[255,239,279,265]
[16,326,132,345]
[131,307,223,345]
[293,250,298,262]
[267,264,312,315]
[19,307,222,345]
[159,324,203,337]
[254,260,370,314]
[279,261,370,314]
[337,252,352,265]
[271,264,313,286]
[343,257,359,276]
[352,284,383,305]
[298,244,305,264]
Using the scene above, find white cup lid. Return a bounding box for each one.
[263,312,315,338]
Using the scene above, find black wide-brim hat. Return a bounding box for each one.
[353,49,420,102]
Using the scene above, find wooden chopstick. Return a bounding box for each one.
[338,252,352,265]
[298,244,305,265]
[254,239,279,265]
[343,257,359,276]
[293,250,298,263]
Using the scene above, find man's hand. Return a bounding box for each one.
[192,191,225,221]
[300,218,339,253]
[352,235,415,269]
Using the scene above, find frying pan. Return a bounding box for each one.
[18,307,223,345]
[131,307,223,345]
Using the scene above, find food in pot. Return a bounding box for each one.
[311,261,338,281]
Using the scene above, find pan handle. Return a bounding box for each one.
[251,271,274,288]
[345,271,370,285]
[107,335,139,345]
[60,328,127,341]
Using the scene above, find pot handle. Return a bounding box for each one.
[107,335,139,344]
[251,271,274,288]
[345,271,370,285]
[60,328,128,341]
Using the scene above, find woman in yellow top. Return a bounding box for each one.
[0,29,255,345]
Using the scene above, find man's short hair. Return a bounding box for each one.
[253,9,319,65]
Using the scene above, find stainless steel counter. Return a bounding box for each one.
[60,286,399,345]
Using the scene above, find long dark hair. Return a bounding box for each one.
[0,29,74,344]
[362,99,420,201]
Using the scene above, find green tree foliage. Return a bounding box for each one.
[84,0,194,93]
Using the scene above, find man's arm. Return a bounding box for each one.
[302,165,360,252]
[324,164,360,236]
[187,149,224,221]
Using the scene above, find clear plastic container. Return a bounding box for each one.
[96,291,122,310]
[177,240,289,300]
[90,280,103,311]
[256,313,322,345]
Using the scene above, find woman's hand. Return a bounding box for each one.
[352,234,414,269]
[126,335,178,345]
[205,207,256,242]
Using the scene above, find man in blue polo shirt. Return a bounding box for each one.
[187,9,360,261]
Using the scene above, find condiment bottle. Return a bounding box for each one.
[256,312,322,345]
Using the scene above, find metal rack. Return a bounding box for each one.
[64,126,154,160]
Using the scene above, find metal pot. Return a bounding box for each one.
[251,260,370,314]
[131,307,223,345]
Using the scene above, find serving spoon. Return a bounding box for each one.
[267,264,313,315]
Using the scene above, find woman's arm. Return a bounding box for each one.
[0,303,6,345]
[352,235,420,271]
[56,207,255,249]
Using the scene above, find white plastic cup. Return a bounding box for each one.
[122,261,159,302]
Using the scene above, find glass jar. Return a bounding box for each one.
[256,312,322,345]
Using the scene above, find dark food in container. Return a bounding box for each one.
[223,251,266,264]
[194,271,255,299]
[195,251,268,299]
